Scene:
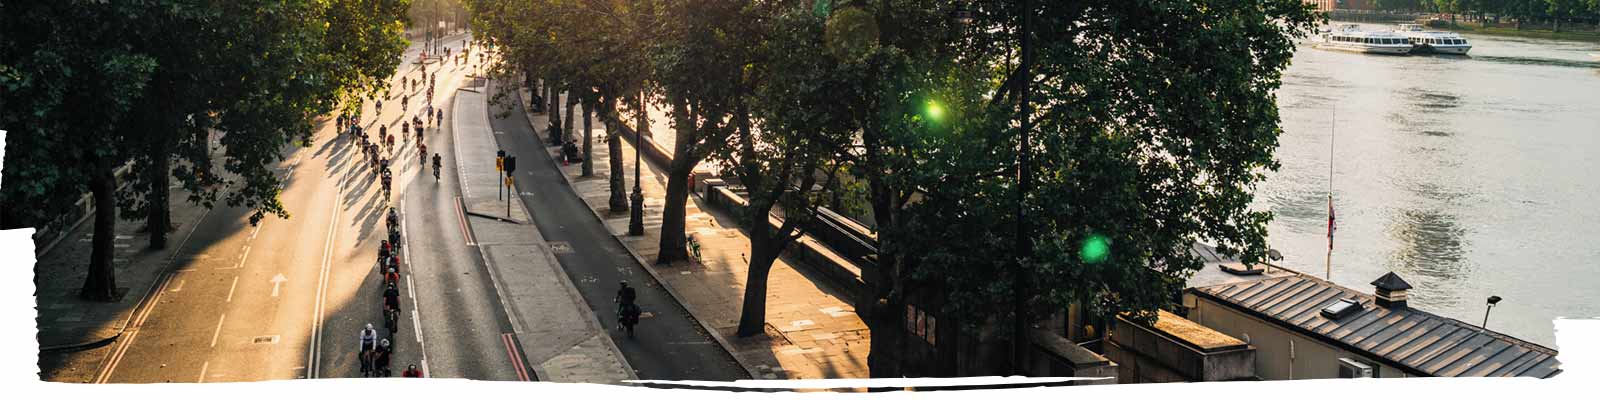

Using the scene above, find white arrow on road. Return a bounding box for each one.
[270,273,288,297]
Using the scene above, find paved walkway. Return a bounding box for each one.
[518,86,870,380]
[452,79,635,383]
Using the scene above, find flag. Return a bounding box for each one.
[1327,195,1336,250]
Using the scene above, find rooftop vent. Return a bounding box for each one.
[1321,298,1362,320]
[1371,272,1413,309]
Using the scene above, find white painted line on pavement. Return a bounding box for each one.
[93,271,175,384]
[226,276,238,303]
[421,359,430,378]
[308,179,343,379]
[198,361,209,383]
[210,314,226,348]
[236,245,252,269]
[169,279,185,292]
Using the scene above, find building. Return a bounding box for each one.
[1306,0,1376,12]
[1183,271,1561,378]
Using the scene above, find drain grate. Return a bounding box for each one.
[252,335,280,344]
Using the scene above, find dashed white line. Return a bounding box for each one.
[210,314,226,348]
[226,276,238,303]
[198,361,209,383]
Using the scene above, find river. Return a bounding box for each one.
[635,24,1598,347]
[1262,22,1600,347]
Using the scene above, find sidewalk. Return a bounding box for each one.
[517,86,870,380]
[451,79,636,383]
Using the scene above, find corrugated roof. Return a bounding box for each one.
[1191,274,1560,378]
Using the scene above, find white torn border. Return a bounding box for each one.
[2,128,1597,397]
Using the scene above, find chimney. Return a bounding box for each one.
[1371,272,1413,309]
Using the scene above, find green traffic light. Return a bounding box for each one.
[1080,234,1110,264]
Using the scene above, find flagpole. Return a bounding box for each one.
[1327,106,1335,281]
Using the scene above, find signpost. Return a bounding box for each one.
[504,156,517,218]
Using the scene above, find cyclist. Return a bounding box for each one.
[385,131,395,151]
[419,143,428,166]
[376,97,383,112]
[402,120,411,140]
[384,281,401,312]
[384,267,400,287]
[615,281,637,320]
[381,164,393,199]
[373,339,393,377]
[378,239,391,265]
[387,207,399,231]
[432,153,443,181]
[436,109,444,128]
[415,122,425,144]
[359,323,378,376]
[402,364,423,378]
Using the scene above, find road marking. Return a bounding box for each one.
[235,245,253,270]
[169,279,185,292]
[270,273,288,297]
[210,314,226,348]
[501,333,530,381]
[94,271,175,383]
[226,276,238,303]
[421,359,430,378]
[198,362,209,383]
[307,179,343,379]
[455,196,476,245]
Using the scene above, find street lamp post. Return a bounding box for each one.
[629,93,646,236]
[1482,295,1502,328]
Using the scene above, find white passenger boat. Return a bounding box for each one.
[1317,24,1413,55]
[1396,24,1472,55]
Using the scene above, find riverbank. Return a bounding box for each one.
[1441,24,1600,43]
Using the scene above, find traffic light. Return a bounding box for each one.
[504,156,517,174]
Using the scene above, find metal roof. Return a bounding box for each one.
[1190,274,1561,378]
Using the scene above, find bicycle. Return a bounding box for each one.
[688,235,702,263]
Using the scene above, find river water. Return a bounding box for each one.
[1262,23,1600,347]
[638,24,1598,347]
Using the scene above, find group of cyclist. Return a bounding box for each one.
[348,44,476,379]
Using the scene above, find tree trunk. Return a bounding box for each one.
[564,88,578,142]
[736,226,782,337]
[546,82,561,144]
[606,96,629,212]
[655,96,698,265]
[581,92,595,177]
[656,155,693,265]
[145,137,171,249]
[82,154,120,302]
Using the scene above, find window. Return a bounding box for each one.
[904,304,938,347]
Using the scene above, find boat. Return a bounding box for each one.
[1316,24,1413,55]
[1396,24,1472,55]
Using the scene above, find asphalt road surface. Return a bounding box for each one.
[91,34,531,382]
[484,80,746,381]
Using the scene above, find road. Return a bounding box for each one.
[484,80,747,380]
[92,33,530,382]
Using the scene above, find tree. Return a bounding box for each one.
[727,2,861,337]
[3,0,406,301]
[2,2,159,301]
[648,0,769,265]
[857,0,1319,375]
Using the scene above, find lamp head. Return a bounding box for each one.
[1487,295,1502,306]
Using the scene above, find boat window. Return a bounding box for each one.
[1455,39,1465,45]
